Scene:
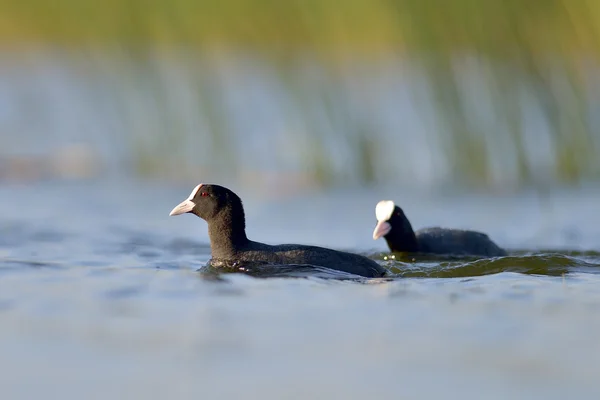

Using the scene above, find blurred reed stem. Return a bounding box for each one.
[2,0,600,188]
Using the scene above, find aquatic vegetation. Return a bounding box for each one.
[2,0,600,188]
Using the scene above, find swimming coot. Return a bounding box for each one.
[170,184,386,278]
[372,200,507,257]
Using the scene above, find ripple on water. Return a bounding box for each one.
[1,186,600,399]
[374,252,600,279]
[1,255,600,399]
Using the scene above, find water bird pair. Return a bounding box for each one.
[170,184,506,278]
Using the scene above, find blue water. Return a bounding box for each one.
[1,181,600,399]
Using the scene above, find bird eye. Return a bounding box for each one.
[201,192,209,197]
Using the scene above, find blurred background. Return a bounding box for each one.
[2,0,600,193]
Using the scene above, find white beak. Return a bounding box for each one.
[372,220,392,240]
[169,199,195,216]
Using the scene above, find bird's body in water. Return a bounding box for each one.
[372,200,507,257]
[170,184,386,278]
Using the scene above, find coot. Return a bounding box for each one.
[170,184,386,278]
[373,200,506,257]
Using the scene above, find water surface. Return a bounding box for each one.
[1,181,600,399]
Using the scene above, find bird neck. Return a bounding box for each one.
[385,212,419,253]
[208,206,248,259]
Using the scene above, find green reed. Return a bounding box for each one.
[2,0,600,188]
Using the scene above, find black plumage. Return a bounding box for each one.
[373,200,507,257]
[170,184,386,278]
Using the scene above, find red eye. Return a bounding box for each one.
[201,192,209,197]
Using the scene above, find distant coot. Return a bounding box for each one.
[372,200,507,257]
[169,184,386,278]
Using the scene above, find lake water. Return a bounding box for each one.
[1,180,600,399]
